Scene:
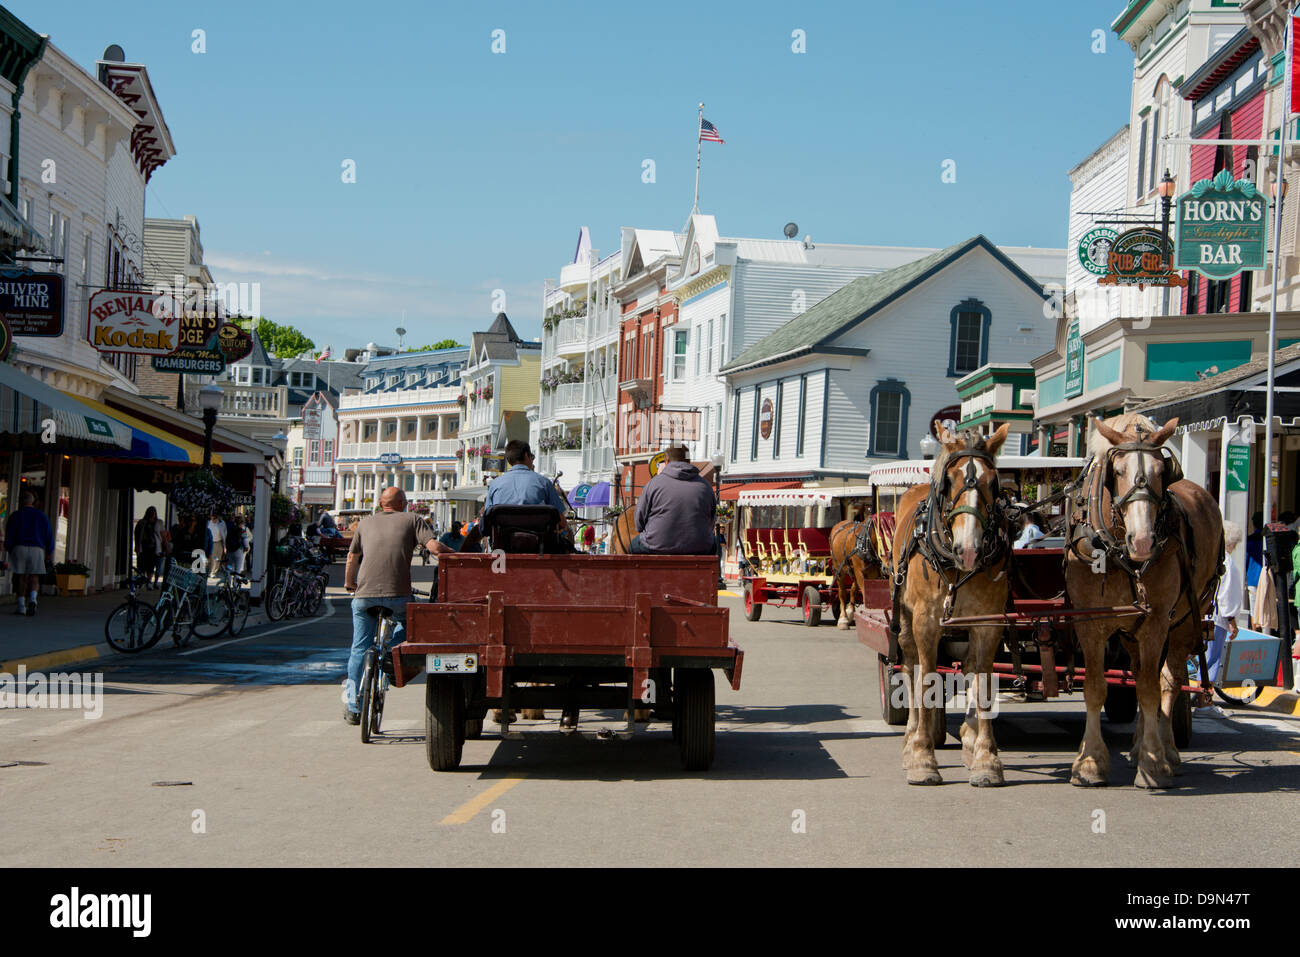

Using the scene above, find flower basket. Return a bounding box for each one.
[54,560,90,596]
[170,469,235,519]
[455,448,465,459]
[270,493,300,529]
[456,395,467,406]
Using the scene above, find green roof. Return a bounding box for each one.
[721,235,1044,374]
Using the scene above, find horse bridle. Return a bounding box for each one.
[1083,440,1180,578]
[922,448,1006,571]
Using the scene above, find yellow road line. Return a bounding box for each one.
[1,644,103,675]
[440,774,528,825]
[718,590,739,597]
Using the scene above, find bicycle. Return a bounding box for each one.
[266,559,323,621]
[153,564,234,646]
[358,586,437,743]
[104,567,161,653]
[214,565,252,636]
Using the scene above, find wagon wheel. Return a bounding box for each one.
[878,655,909,726]
[675,668,715,771]
[742,581,762,621]
[1171,690,1192,750]
[1104,683,1137,724]
[425,676,465,771]
[829,593,841,623]
[802,586,823,627]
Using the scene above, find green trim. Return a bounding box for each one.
[1138,105,1152,118]
[1145,340,1252,382]
[1038,372,1065,409]
[1271,51,1285,86]
[1135,12,1190,67]
[1279,338,1300,350]
[1112,0,1154,36]
[1172,74,1184,89]
[1085,348,1122,392]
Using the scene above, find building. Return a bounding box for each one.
[1066,126,1134,329]
[539,231,622,505]
[454,314,541,504]
[956,364,1038,453]
[720,236,1062,487]
[335,344,467,522]
[284,391,340,514]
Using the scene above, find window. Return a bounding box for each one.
[643,329,654,378]
[1238,271,1253,311]
[404,421,417,437]
[773,381,783,458]
[796,375,807,455]
[673,329,688,380]
[1186,276,1200,314]
[731,391,740,460]
[694,325,702,377]
[309,440,320,463]
[82,232,91,288]
[750,385,760,460]
[234,366,251,385]
[363,423,376,440]
[324,441,334,465]
[702,406,711,456]
[869,379,911,458]
[706,320,714,373]
[715,401,722,452]
[1148,107,1161,195]
[1136,118,1148,199]
[1206,279,1231,313]
[292,447,303,468]
[947,299,991,377]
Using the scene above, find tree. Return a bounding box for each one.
[236,316,315,358]
[405,338,464,352]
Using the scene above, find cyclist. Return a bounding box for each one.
[342,486,452,724]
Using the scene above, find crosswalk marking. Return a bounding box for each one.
[287,720,338,737]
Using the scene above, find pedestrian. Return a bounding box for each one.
[226,516,250,575]
[206,508,227,573]
[439,520,466,552]
[1014,511,1047,549]
[1208,520,1244,684]
[4,491,54,616]
[342,486,452,724]
[1245,511,1264,622]
[155,512,171,587]
[134,506,161,589]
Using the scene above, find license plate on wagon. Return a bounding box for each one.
[427,653,478,674]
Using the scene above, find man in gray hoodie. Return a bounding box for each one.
[630,447,716,555]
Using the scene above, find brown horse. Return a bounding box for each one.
[829,517,890,629]
[608,508,637,555]
[1064,413,1222,789]
[891,422,1011,786]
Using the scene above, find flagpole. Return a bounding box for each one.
[1265,14,1292,526]
[693,102,703,213]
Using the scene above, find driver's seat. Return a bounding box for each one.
[479,505,561,555]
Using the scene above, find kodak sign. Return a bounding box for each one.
[86,289,180,357]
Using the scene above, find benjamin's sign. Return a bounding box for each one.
[87,290,180,356]
[1175,171,1267,279]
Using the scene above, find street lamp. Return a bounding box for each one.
[919,434,939,459]
[198,384,223,470]
[1157,169,1177,270]
[271,430,288,493]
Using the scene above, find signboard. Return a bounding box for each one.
[215,322,253,363]
[1219,628,1283,687]
[152,348,225,374]
[1096,228,1186,288]
[303,406,322,441]
[1175,171,1268,279]
[929,405,961,439]
[1064,319,1085,399]
[648,451,665,477]
[1077,227,1118,277]
[653,409,700,443]
[0,314,10,361]
[379,452,402,465]
[1225,443,1250,492]
[759,398,774,439]
[86,289,180,356]
[482,453,506,474]
[0,272,63,337]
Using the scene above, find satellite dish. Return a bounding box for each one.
[102,44,125,62]
[396,327,407,337]
[783,222,798,239]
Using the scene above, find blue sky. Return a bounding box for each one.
[16,0,1135,350]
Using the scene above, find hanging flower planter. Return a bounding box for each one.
[170,469,236,519]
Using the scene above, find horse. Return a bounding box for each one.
[608,507,637,555]
[1063,413,1223,789]
[828,515,892,629]
[891,422,1012,786]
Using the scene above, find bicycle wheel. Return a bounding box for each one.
[229,588,251,636]
[152,596,176,645]
[105,600,160,653]
[305,580,323,616]
[266,576,290,621]
[359,648,377,744]
[191,590,234,640]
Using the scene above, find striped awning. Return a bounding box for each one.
[0,363,131,450]
[0,193,45,251]
[73,396,220,466]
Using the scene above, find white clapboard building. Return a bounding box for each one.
[720,236,1063,486]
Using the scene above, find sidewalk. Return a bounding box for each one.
[0,585,272,674]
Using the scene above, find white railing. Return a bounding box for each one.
[338,439,459,460]
[301,467,334,484]
[582,446,614,473]
[542,382,584,420]
[584,376,617,408]
[339,386,461,410]
[554,318,587,352]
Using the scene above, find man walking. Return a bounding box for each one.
[4,491,54,616]
[342,486,452,724]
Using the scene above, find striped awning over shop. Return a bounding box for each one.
[0,193,45,251]
[74,396,220,466]
[0,362,131,450]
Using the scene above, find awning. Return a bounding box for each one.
[0,193,46,251]
[868,456,1087,488]
[737,485,875,507]
[568,481,611,507]
[0,362,131,450]
[719,480,802,501]
[441,485,487,502]
[74,395,220,466]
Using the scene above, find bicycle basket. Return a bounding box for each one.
[166,565,205,593]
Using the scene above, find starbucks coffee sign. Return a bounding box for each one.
[1077,227,1118,277]
[1175,170,1267,279]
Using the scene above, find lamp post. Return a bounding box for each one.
[198,384,223,470]
[1157,169,1177,272]
[919,433,939,460]
[441,476,451,528]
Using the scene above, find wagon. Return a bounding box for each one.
[391,506,744,772]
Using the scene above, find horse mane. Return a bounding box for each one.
[1088,412,1161,457]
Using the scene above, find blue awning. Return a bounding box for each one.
[568,481,610,507]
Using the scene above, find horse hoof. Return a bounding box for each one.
[1134,766,1173,790]
[1071,756,1110,787]
[969,767,1005,788]
[836,620,849,631]
[1070,772,1109,787]
[907,767,943,786]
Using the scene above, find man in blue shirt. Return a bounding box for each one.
[4,491,54,616]
[481,440,569,526]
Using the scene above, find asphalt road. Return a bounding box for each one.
[3,562,1299,867]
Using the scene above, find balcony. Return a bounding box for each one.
[553,318,587,356]
[339,385,461,411]
[188,385,288,418]
[582,445,614,474]
[338,439,459,460]
[584,375,618,409]
[558,261,590,291]
[541,382,585,421]
[619,378,653,409]
[301,466,334,485]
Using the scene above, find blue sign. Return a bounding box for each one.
[379,452,402,465]
[1220,628,1283,688]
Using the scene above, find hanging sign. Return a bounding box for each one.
[0,272,64,336]
[1175,170,1268,279]
[1096,228,1186,288]
[1225,443,1250,493]
[86,289,180,356]
[1077,227,1118,277]
[152,347,225,374]
[1064,320,1085,399]
[759,398,774,439]
[216,322,253,363]
[303,406,322,441]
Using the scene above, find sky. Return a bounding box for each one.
[15,0,1136,351]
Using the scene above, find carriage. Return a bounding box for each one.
[735,485,873,625]
[391,505,744,772]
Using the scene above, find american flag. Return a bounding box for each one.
[699,118,725,144]
[316,344,331,363]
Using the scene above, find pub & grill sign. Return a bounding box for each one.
[0,271,64,337]
[1096,228,1186,288]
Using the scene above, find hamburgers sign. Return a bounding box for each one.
[86,289,180,356]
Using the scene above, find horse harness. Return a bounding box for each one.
[832,519,877,587]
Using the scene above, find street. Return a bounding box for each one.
[3,562,1298,868]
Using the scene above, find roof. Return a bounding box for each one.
[1133,342,1300,413]
[486,312,522,342]
[721,235,1046,374]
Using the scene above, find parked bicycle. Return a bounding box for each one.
[266,559,324,622]
[214,565,252,636]
[153,564,234,646]
[104,567,160,654]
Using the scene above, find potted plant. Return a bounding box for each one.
[456,394,467,407]
[54,560,90,596]
[170,469,235,519]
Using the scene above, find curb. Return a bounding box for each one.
[1,643,106,675]
[1219,685,1300,716]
